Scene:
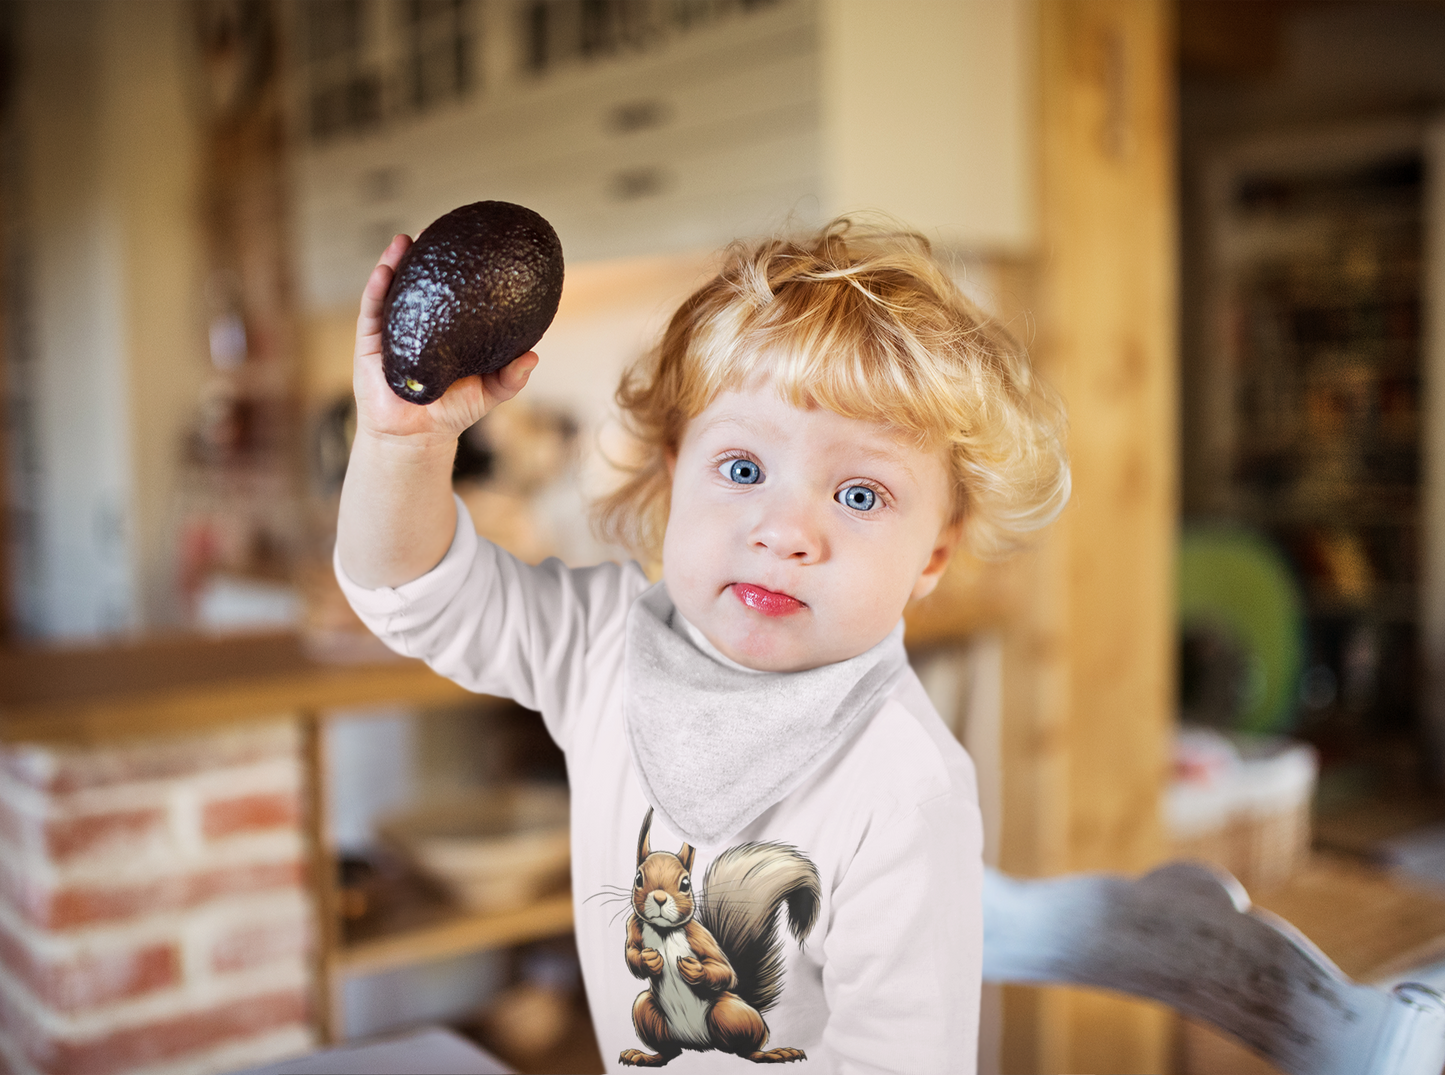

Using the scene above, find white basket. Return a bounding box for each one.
[378,783,570,912]
[1168,730,1318,893]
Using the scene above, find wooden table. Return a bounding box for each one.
[1256,852,1445,985]
[0,631,577,1043]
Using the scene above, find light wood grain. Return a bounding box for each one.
[0,632,477,744]
[300,713,343,1044]
[904,549,1020,648]
[0,153,10,643]
[1256,854,1445,985]
[337,893,575,978]
[1000,1,1178,1072]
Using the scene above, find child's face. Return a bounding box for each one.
[662,380,959,673]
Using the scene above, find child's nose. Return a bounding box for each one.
[750,501,824,562]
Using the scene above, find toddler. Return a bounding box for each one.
[336,219,1069,1073]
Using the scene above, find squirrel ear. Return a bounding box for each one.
[637,807,653,866]
[678,843,695,873]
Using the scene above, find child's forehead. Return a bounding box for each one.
[688,381,934,456]
[698,351,942,437]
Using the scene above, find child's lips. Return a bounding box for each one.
[731,583,805,617]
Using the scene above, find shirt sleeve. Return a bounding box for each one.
[817,790,984,1074]
[333,494,646,748]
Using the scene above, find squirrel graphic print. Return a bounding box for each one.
[618,808,822,1067]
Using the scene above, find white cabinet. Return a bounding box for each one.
[291,0,1040,311]
[292,0,823,309]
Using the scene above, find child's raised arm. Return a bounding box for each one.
[336,235,538,589]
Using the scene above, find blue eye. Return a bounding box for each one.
[839,485,877,511]
[726,459,762,485]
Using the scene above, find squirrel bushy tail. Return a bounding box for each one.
[695,842,821,1015]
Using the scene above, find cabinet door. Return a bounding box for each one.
[292,0,821,309]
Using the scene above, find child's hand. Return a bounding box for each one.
[352,234,539,446]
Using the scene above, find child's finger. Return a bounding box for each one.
[500,351,540,389]
[379,232,411,271]
[485,351,539,404]
[357,234,412,331]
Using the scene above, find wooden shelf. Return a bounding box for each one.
[0,631,478,744]
[337,892,574,978]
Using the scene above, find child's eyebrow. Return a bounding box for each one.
[846,442,920,479]
[700,413,921,479]
[694,413,779,440]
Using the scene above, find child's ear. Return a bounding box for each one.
[910,520,964,603]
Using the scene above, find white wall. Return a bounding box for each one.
[12,0,204,638]
[17,2,135,637]
[103,1,207,631]
[819,0,1037,252]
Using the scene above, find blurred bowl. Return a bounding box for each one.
[378,783,570,912]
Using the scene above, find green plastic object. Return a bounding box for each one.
[1177,527,1305,734]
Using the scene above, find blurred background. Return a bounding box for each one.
[0,1,1443,1073]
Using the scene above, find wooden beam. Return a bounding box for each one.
[1420,120,1445,781]
[0,171,11,644]
[1000,1,1178,1071]
[0,3,14,643]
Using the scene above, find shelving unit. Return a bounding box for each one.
[300,682,580,1044]
[1191,124,1430,767]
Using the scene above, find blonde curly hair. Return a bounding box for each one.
[593,217,1070,560]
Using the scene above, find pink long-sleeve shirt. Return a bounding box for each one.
[336,497,983,1074]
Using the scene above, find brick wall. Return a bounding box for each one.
[0,723,317,1075]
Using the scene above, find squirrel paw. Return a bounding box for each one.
[676,955,704,985]
[639,948,665,976]
[748,1048,807,1063]
[620,1049,672,1067]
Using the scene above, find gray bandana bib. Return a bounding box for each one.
[624,581,907,845]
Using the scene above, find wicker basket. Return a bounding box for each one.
[1168,731,1318,894]
[378,783,570,912]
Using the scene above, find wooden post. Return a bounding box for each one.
[300,711,343,1043]
[0,4,15,643]
[1420,121,1445,781]
[0,173,11,643]
[1000,1,1178,1071]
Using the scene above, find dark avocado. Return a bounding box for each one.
[381,201,564,405]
